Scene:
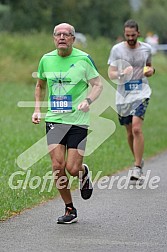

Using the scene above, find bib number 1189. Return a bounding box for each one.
[50,95,72,113]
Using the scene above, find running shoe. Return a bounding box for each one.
[130,166,143,180]
[80,164,93,200]
[57,207,78,224]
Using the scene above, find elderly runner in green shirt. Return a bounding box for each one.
[32,23,102,224]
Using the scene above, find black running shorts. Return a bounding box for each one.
[46,122,88,150]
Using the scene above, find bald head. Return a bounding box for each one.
[54,23,75,36]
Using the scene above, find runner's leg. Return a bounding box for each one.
[125,123,134,156]
[48,144,73,204]
[132,116,144,167]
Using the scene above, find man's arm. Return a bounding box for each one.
[78,76,103,112]
[108,65,119,80]
[108,65,133,80]
[32,78,46,124]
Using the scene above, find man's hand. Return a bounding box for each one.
[78,100,90,112]
[123,66,133,75]
[32,112,41,124]
[143,66,155,77]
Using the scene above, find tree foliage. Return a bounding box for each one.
[132,0,167,42]
[9,0,52,32]
[0,0,131,39]
[0,0,167,42]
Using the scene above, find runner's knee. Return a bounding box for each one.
[132,125,142,136]
[52,160,66,174]
[66,163,81,177]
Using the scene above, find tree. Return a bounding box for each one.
[9,0,52,32]
[0,2,10,31]
[2,0,132,39]
[133,0,167,42]
[51,0,132,39]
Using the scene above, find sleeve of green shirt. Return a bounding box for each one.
[85,55,99,81]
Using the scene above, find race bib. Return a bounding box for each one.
[125,79,142,91]
[50,95,72,113]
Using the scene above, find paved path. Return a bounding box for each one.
[0,151,167,252]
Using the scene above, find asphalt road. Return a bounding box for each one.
[0,151,167,252]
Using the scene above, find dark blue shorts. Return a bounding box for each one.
[46,122,88,150]
[117,98,149,125]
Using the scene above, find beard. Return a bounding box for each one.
[127,39,137,46]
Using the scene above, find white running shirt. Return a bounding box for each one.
[108,41,152,105]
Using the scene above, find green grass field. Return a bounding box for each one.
[0,33,167,220]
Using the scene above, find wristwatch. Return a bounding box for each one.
[85,98,92,105]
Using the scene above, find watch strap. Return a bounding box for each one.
[85,98,92,105]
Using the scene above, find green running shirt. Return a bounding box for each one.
[37,47,99,126]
